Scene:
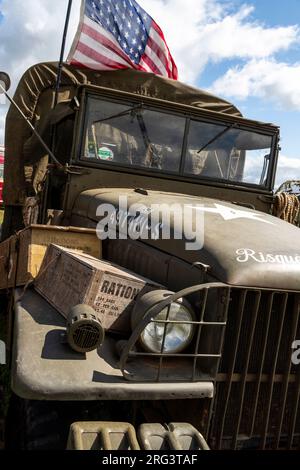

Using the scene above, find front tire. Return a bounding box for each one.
[5,395,69,450]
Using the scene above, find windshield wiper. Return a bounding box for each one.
[135,111,162,168]
[92,103,161,167]
[197,123,236,154]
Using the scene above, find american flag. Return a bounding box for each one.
[68,0,178,79]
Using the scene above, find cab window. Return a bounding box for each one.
[82,98,185,173]
[184,120,273,185]
[81,95,275,189]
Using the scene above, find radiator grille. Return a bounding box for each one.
[209,289,300,450]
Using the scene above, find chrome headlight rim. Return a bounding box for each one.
[131,289,196,354]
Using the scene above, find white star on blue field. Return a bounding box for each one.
[86,0,152,64]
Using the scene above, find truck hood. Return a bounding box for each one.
[72,188,300,291]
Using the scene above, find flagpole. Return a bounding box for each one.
[54,0,73,106]
[42,0,73,224]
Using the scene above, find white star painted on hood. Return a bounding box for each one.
[187,204,275,225]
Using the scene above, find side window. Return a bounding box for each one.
[236,131,273,185]
[55,117,75,165]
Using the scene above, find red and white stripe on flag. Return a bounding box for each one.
[67,1,178,80]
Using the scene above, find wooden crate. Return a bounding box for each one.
[0,225,101,289]
[17,225,102,286]
[35,244,160,333]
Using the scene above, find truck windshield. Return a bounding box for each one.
[81,97,274,188]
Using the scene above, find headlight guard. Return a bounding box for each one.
[120,283,230,383]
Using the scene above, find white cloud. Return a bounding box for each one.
[0,0,81,142]
[0,112,6,142]
[0,0,298,89]
[0,0,81,81]
[210,59,300,110]
[139,0,299,83]
[276,155,300,188]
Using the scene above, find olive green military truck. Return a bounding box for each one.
[1,62,300,450]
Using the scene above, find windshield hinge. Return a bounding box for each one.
[258,195,276,203]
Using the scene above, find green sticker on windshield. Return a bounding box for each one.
[87,142,97,158]
[98,147,114,161]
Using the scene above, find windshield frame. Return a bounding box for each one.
[74,87,280,193]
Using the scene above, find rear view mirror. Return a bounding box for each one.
[0,72,11,92]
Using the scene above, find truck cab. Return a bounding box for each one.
[1,62,300,451]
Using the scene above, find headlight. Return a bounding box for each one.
[131,290,195,354]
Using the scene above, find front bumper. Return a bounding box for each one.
[12,288,213,401]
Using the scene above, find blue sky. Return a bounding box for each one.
[1,0,300,186]
[195,0,300,182]
[247,0,300,28]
